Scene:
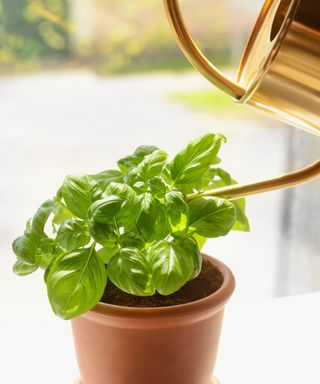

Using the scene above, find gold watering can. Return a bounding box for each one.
[163,0,320,201]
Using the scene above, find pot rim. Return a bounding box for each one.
[85,254,235,320]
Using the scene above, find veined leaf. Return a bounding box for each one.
[88,195,123,224]
[188,197,236,238]
[105,182,140,227]
[88,221,117,245]
[136,192,158,241]
[136,149,168,180]
[148,176,168,198]
[57,219,90,250]
[47,246,107,320]
[172,237,202,279]
[90,169,123,191]
[62,175,99,220]
[170,133,226,184]
[148,240,194,295]
[108,248,155,296]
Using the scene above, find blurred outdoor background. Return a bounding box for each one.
[1,2,320,380]
[1,0,320,382]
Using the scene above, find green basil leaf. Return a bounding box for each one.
[12,229,40,265]
[133,145,159,158]
[88,221,117,245]
[153,204,170,241]
[119,232,145,249]
[108,248,154,296]
[57,220,90,250]
[232,198,250,231]
[148,176,168,198]
[13,260,39,276]
[132,181,147,194]
[118,145,158,174]
[170,133,226,184]
[90,169,124,191]
[88,195,123,224]
[36,238,63,268]
[165,190,189,233]
[136,192,158,241]
[32,200,55,236]
[62,175,99,220]
[188,197,236,238]
[52,201,73,225]
[204,168,250,232]
[148,240,193,295]
[97,243,120,264]
[105,182,140,227]
[172,237,202,279]
[135,149,168,180]
[47,246,107,320]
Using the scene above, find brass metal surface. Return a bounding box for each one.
[163,0,320,199]
[186,159,320,201]
[238,0,320,135]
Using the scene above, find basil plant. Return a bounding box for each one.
[12,133,249,320]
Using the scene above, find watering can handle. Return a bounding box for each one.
[163,0,246,99]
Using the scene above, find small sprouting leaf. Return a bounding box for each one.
[118,145,158,174]
[57,219,90,250]
[165,190,189,233]
[90,169,124,191]
[135,149,168,180]
[47,246,107,320]
[88,195,123,224]
[148,240,194,295]
[134,145,159,158]
[136,192,158,241]
[62,175,99,220]
[32,200,55,236]
[12,229,40,265]
[108,248,155,296]
[88,221,117,245]
[188,197,236,238]
[170,133,226,184]
[13,260,38,276]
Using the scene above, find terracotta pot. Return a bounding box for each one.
[72,255,235,384]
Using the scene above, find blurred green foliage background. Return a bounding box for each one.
[0,0,238,75]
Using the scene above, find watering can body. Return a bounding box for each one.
[164,0,320,199]
[164,0,320,134]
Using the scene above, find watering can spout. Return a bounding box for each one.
[164,0,320,199]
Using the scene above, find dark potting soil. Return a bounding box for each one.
[100,259,223,307]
